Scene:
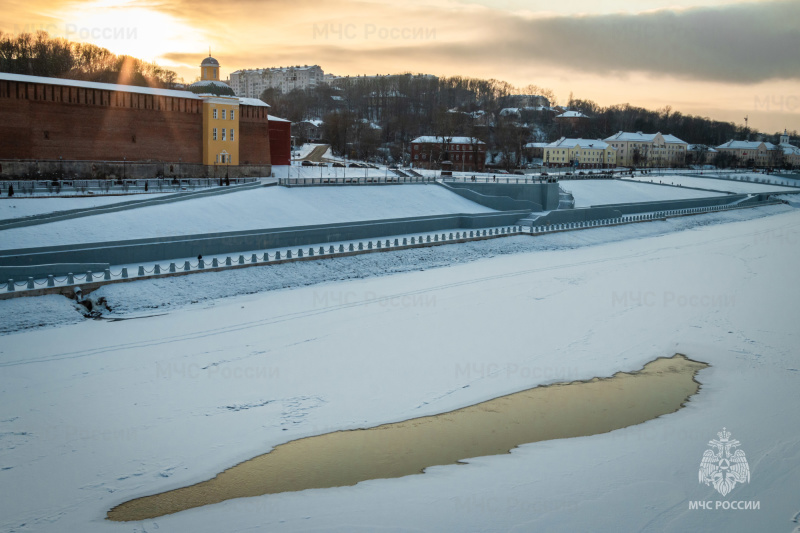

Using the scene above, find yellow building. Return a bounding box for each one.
[543,138,616,169]
[715,140,782,168]
[202,97,240,165]
[604,131,688,168]
[201,56,220,82]
[188,56,242,166]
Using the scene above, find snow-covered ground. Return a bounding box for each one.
[0,195,173,220]
[686,171,800,187]
[0,185,494,250]
[559,179,726,207]
[291,143,326,160]
[627,174,799,194]
[1,202,798,533]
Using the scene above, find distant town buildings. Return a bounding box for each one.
[778,130,800,168]
[294,119,324,143]
[604,131,688,167]
[554,110,589,127]
[543,138,617,169]
[687,144,718,165]
[524,142,549,159]
[410,136,486,172]
[715,140,782,168]
[229,65,324,98]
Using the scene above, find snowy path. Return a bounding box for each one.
[627,173,799,194]
[0,194,173,220]
[0,205,798,533]
[558,179,726,207]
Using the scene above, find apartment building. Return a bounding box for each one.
[543,138,617,169]
[716,140,782,168]
[604,131,688,167]
[229,65,324,97]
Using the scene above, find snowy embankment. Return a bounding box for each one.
[0,204,790,333]
[0,202,798,533]
[627,173,799,194]
[0,194,173,220]
[686,171,800,187]
[0,185,494,250]
[558,180,726,207]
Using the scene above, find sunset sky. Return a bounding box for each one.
[4,0,799,133]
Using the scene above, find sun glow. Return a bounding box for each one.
[53,0,208,76]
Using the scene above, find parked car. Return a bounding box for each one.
[512,170,525,175]
[301,160,315,166]
[332,162,345,167]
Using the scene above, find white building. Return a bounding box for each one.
[779,129,800,168]
[229,65,324,98]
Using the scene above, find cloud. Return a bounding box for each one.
[169,0,799,84]
[507,0,800,83]
[2,0,797,85]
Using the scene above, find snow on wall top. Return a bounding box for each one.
[0,71,201,100]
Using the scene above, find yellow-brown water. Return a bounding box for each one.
[108,354,707,521]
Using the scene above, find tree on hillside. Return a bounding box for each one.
[0,30,179,88]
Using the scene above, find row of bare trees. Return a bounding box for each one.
[0,31,178,87]
[265,73,793,169]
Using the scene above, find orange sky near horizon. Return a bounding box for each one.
[4,0,798,134]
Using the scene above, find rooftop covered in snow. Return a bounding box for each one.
[546,138,613,150]
[411,136,485,144]
[605,131,688,145]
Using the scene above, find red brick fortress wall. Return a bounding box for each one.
[268,120,291,166]
[0,79,203,163]
[238,105,271,168]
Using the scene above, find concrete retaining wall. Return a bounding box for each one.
[443,181,560,210]
[0,159,271,180]
[0,210,530,278]
[525,194,762,227]
[436,181,542,211]
[594,194,750,215]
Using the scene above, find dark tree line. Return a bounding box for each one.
[264,73,791,168]
[263,74,556,163]
[0,31,178,88]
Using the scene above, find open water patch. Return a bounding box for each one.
[108,354,707,521]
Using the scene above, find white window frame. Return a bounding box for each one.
[213,128,217,141]
[222,109,226,120]
[213,109,218,119]
[230,129,235,141]
[222,128,226,141]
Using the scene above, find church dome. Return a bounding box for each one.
[201,56,220,67]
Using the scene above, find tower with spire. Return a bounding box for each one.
[200,54,220,82]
